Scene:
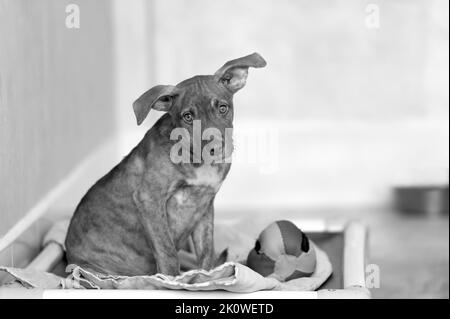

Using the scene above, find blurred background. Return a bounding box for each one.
[0,0,448,298]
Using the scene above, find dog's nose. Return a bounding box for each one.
[210,149,215,156]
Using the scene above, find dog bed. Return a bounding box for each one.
[0,219,332,292]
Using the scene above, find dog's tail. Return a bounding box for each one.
[214,248,229,267]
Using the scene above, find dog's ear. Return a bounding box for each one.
[214,52,266,93]
[133,85,177,125]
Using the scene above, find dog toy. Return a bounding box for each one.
[246,220,316,282]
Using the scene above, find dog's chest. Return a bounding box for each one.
[172,165,224,207]
[166,165,226,243]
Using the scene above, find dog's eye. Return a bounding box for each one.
[182,112,193,123]
[218,104,229,115]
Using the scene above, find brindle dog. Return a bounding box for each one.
[65,53,267,276]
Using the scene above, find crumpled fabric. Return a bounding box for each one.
[62,241,332,292]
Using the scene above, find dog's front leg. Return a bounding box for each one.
[133,189,180,276]
[192,201,216,270]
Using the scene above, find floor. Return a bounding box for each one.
[219,206,449,299]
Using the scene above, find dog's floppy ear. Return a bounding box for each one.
[214,52,266,93]
[133,85,177,125]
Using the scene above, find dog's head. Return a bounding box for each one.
[133,53,266,161]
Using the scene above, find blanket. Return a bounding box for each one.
[0,218,332,292]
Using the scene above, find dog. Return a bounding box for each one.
[65,53,267,276]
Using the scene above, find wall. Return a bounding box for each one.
[141,0,449,209]
[0,0,116,237]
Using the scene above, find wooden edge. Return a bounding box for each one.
[1,288,318,299]
[42,289,318,299]
[0,287,44,299]
[292,218,347,233]
[26,242,64,272]
[343,221,371,298]
[317,286,371,299]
